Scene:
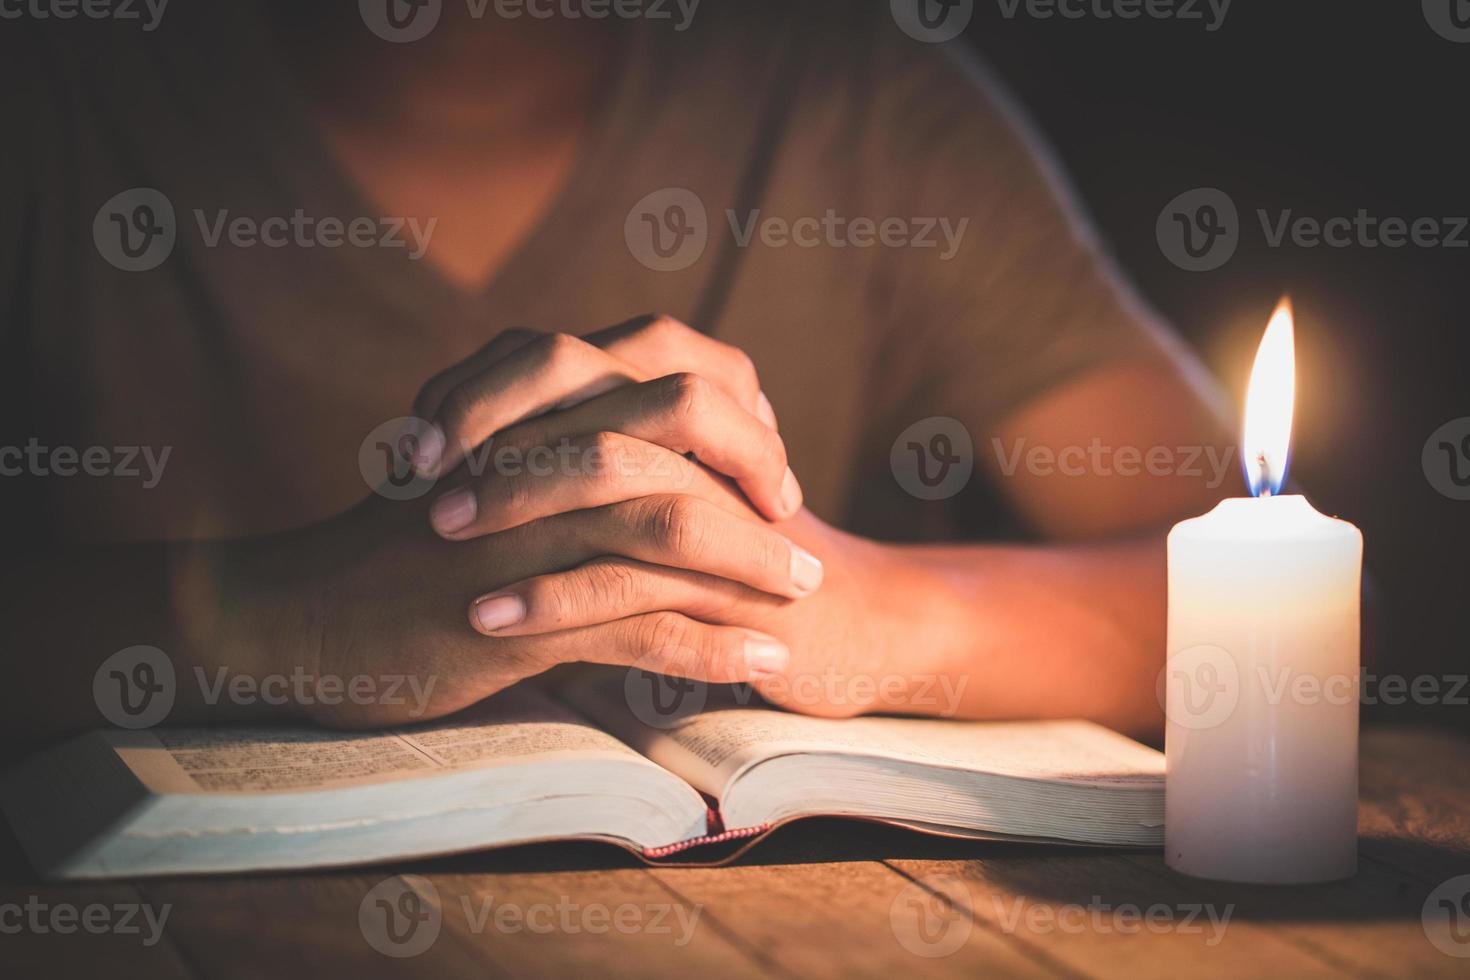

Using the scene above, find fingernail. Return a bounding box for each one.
[744,635,789,677]
[755,391,779,430]
[413,424,445,477]
[778,466,803,517]
[472,593,526,634]
[789,545,824,596]
[430,487,477,535]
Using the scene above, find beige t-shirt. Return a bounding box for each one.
[0,2,1167,546]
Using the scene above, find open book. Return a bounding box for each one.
[1,674,1164,879]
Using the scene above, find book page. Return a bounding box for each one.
[565,675,1162,797]
[671,709,1163,784]
[113,686,655,794]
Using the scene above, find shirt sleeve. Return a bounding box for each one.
[855,32,1180,436]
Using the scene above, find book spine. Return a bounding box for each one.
[640,822,771,859]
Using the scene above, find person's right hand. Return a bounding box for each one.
[244,483,806,727]
[247,395,821,730]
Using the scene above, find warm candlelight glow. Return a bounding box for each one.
[1241,298,1296,496]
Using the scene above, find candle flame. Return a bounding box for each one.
[1241,298,1295,496]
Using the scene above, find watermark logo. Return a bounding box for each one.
[359,416,440,501]
[627,189,968,270]
[625,188,708,272]
[891,0,974,43]
[93,645,176,729]
[94,188,176,272]
[1423,0,1470,43]
[1160,187,1470,270]
[891,417,974,501]
[95,189,436,271]
[0,439,171,487]
[0,0,169,31]
[360,876,443,958]
[1159,644,1239,730]
[1423,874,1470,957]
[991,895,1233,944]
[727,210,969,260]
[624,663,708,729]
[1156,187,1238,272]
[360,0,442,42]
[0,897,171,946]
[993,0,1231,31]
[1423,417,1470,501]
[890,874,973,957]
[991,437,1235,488]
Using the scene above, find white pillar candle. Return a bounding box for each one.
[1164,301,1363,884]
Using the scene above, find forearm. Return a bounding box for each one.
[883,534,1167,740]
[0,539,300,752]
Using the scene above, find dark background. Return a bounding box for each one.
[963,1,1469,728]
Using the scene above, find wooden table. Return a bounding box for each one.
[3,726,1468,979]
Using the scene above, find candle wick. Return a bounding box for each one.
[1256,452,1273,497]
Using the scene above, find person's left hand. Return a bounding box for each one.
[416,315,950,718]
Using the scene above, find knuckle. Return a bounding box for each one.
[642,314,689,342]
[487,473,533,517]
[724,344,759,387]
[523,576,576,627]
[635,611,694,659]
[758,532,790,576]
[531,331,588,371]
[579,431,631,485]
[586,560,646,610]
[661,371,712,422]
[647,495,707,559]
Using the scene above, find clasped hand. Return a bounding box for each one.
[273,315,904,727]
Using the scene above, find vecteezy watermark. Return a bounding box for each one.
[1423,0,1470,43]
[0,896,172,947]
[889,874,974,958]
[726,210,969,261]
[360,877,443,958]
[358,875,704,958]
[359,416,442,501]
[94,188,437,272]
[94,645,177,729]
[989,894,1234,945]
[359,416,704,500]
[1158,187,1470,272]
[92,646,439,728]
[890,0,974,44]
[992,437,1237,488]
[624,187,709,273]
[0,0,169,31]
[358,0,699,43]
[624,661,971,729]
[1159,644,1240,730]
[0,439,171,488]
[193,209,435,259]
[93,187,176,272]
[994,0,1231,30]
[624,189,971,272]
[1156,187,1238,272]
[194,665,438,717]
[1423,417,1470,501]
[1161,646,1468,730]
[891,417,975,501]
[1423,874,1470,958]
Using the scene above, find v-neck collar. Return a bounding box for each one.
[164,7,656,328]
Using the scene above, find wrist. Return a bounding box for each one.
[168,534,319,724]
[849,539,979,717]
